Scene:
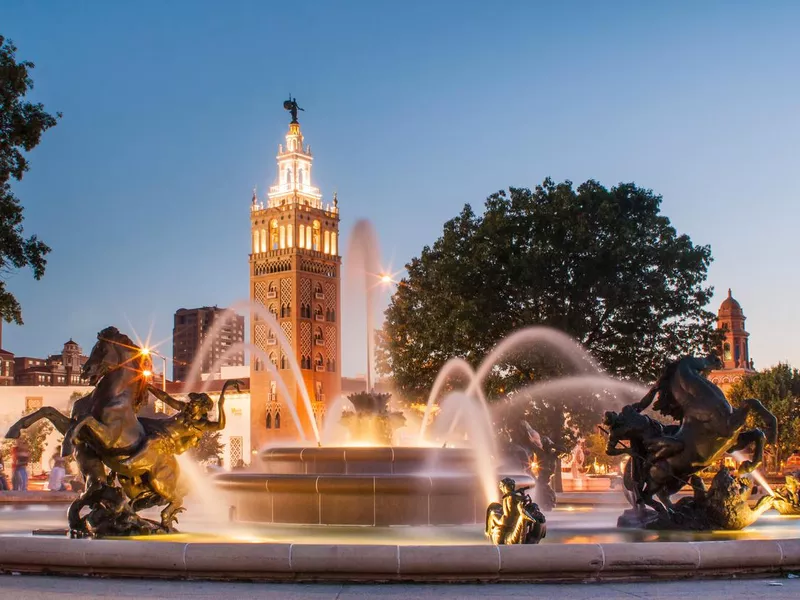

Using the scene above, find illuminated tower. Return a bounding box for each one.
[249,103,341,448]
[708,289,755,397]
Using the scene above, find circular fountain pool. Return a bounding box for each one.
[215,446,534,526]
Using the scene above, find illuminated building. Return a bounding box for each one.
[708,289,755,397]
[249,114,342,446]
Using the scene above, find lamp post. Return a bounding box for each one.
[140,347,168,391]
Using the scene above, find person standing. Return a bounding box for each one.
[0,457,8,491]
[12,440,30,491]
[48,456,67,492]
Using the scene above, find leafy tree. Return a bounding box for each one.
[728,364,800,470]
[0,36,60,323]
[377,180,720,445]
[2,407,54,467]
[191,430,224,464]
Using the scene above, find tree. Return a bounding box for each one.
[377,180,720,444]
[2,407,53,467]
[190,430,224,464]
[0,36,60,324]
[728,364,800,470]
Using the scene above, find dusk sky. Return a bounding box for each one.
[3,1,799,378]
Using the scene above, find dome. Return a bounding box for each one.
[718,289,743,316]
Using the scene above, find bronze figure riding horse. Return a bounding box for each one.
[606,354,776,514]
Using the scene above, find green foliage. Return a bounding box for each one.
[2,407,53,465]
[190,430,224,464]
[728,364,800,468]
[0,36,60,324]
[377,180,720,443]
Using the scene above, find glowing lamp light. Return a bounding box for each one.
[142,370,153,378]
[380,274,393,284]
[140,348,151,357]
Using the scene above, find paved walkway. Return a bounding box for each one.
[1,575,799,599]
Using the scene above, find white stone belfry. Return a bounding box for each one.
[267,122,323,209]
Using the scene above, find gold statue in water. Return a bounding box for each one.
[485,477,547,545]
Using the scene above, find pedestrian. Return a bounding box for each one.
[12,439,30,491]
[48,456,67,492]
[0,459,9,491]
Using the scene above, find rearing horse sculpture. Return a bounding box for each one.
[6,327,150,497]
[605,354,776,515]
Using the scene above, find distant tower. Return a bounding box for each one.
[249,104,341,448]
[708,289,754,397]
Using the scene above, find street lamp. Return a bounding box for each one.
[140,347,168,391]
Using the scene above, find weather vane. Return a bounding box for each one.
[283,95,304,124]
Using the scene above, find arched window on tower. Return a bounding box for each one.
[253,230,260,254]
[312,220,321,251]
[287,223,293,248]
[279,225,286,249]
[298,169,304,185]
[271,220,279,250]
[297,224,305,249]
[275,411,281,429]
[324,230,330,254]
[280,353,287,369]
[306,226,312,250]
[286,169,292,185]
[266,412,272,429]
[331,232,338,255]
[723,342,732,362]
[734,343,741,366]
[268,303,278,319]
[315,353,324,370]
[269,352,277,367]
[314,326,323,345]
[260,228,267,253]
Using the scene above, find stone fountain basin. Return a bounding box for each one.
[216,446,532,526]
[0,536,799,582]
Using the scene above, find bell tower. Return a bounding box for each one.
[249,100,341,448]
[708,289,755,397]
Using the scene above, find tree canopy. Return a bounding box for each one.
[377,179,719,408]
[0,36,60,324]
[728,364,800,469]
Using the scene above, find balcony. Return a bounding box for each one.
[314,314,324,322]
[315,291,325,300]
[315,365,325,372]
[266,291,278,299]
[314,338,324,346]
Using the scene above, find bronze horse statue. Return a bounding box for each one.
[6,327,198,534]
[605,354,776,515]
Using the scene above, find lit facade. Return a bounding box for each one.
[249,118,341,447]
[708,289,755,397]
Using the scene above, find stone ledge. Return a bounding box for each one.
[0,537,797,582]
[0,491,76,504]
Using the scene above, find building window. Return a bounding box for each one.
[312,220,320,251]
[271,220,279,250]
[253,230,260,253]
[266,412,272,429]
[25,397,43,412]
[229,436,243,469]
[331,232,337,255]
[279,225,286,249]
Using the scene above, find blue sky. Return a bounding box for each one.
[3,1,799,377]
